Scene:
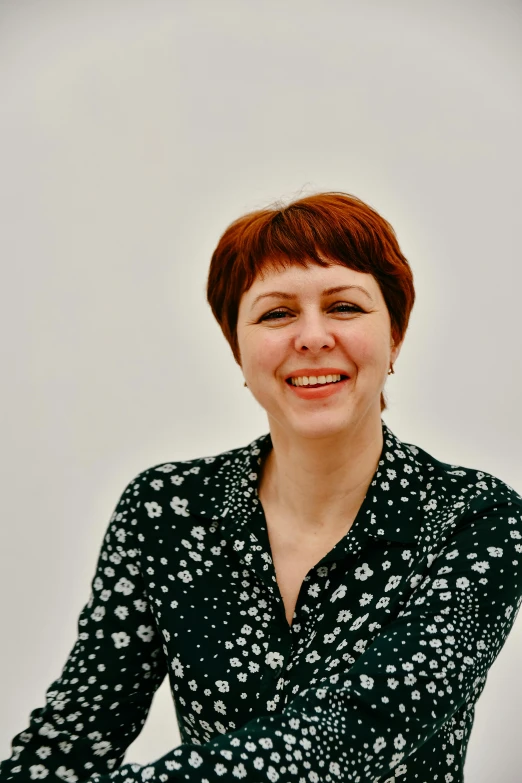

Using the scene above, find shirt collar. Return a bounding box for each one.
[189,419,423,552]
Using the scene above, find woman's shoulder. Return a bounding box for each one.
[123,433,271,521]
[137,433,270,481]
[395,429,522,519]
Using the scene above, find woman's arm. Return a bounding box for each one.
[0,471,168,782]
[84,488,522,783]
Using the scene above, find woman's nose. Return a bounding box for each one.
[293,313,336,352]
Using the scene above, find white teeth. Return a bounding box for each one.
[290,374,343,387]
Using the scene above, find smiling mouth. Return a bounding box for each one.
[286,374,349,388]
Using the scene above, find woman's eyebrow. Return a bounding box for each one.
[251,285,374,308]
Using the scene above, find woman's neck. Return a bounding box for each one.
[258,416,384,541]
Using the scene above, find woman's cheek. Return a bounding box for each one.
[259,333,290,369]
[341,329,377,365]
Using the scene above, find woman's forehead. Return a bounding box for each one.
[249,261,378,292]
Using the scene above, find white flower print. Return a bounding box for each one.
[171,496,190,516]
[188,751,203,768]
[111,632,130,649]
[409,574,423,589]
[114,605,128,620]
[92,606,106,622]
[385,575,402,592]
[155,463,177,473]
[144,501,162,518]
[57,768,78,783]
[331,585,347,601]
[355,563,374,581]
[28,765,49,779]
[114,577,135,596]
[323,633,336,644]
[92,740,111,757]
[136,625,154,643]
[265,651,284,669]
[39,723,59,739]
[349,613,369,631]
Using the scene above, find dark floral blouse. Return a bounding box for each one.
[1,421,522,783]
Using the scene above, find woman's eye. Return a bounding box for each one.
[332,303,361,313]
[260,304,361,321]
[260,310,290,321]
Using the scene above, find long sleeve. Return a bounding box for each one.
[0,472,168,782]
[85,488,522,783]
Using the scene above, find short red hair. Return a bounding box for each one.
[207,192,415,412]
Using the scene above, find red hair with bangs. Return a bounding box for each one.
[206,192,415,412]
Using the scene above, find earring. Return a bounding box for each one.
[243,381,248,387]
[388,363,395,375]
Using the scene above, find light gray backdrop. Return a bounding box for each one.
[1,1,521,780]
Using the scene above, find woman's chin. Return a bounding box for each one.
[267,397,383,441]
[272,411,360,442]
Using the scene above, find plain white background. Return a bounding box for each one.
[1,1,521,779]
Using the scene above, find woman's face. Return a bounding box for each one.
[236,261,402,441]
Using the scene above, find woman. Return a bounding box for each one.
[1,192,521,783]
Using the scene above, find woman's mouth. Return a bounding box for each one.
[285,374,351,399]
